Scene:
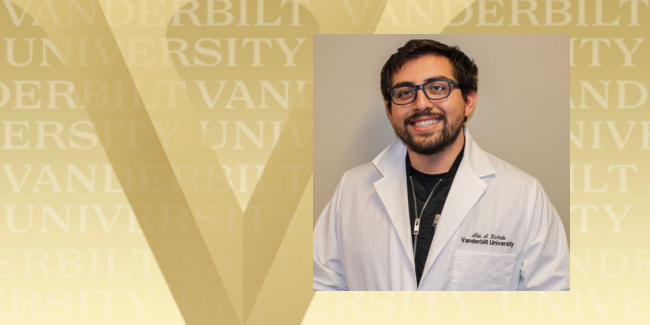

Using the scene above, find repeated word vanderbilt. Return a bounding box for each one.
[0,120,312,150]
[0,80,311,110]
[0,163,306,193]
[3,0,304,27]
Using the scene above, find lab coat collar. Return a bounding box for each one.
[371,137,413,267]
[372,128,496,283]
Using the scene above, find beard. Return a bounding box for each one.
[392,110,464,155]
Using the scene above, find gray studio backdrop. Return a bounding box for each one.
[313,34,569,244]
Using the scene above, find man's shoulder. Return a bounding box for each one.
[481,151,540,190]
[339,162,382,188]
[465,129,540,192]
[339,139,404,187]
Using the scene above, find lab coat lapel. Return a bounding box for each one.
[372,139,414,268]
[421,130,495,280]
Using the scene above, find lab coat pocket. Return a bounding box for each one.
[451,250,516,291]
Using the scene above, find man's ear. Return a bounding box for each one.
[385,101,393,122]
[464,91,477,119]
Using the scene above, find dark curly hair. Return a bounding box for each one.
[380,39,478,111]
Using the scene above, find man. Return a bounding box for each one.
[313,39,569,291]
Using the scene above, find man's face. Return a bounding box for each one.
[386,55,476,156]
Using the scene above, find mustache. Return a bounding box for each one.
[404,111,446,125]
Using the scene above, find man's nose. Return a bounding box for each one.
[412,88,431,110]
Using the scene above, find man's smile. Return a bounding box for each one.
[407,117,442,132]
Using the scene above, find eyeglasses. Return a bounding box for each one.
[389,78,461,105]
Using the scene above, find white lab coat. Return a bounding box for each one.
[313,129,569,291]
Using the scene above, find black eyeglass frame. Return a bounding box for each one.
[389,78,461,105]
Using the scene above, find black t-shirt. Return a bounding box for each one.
[406,143,465,286]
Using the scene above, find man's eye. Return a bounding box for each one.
[397,89,413,98]
[427,83,448,93]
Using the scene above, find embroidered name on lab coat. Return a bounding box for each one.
[460,232,515,248]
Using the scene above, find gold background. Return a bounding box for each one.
[0,0,645,324]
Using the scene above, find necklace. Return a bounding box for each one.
[409,177,443,255]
